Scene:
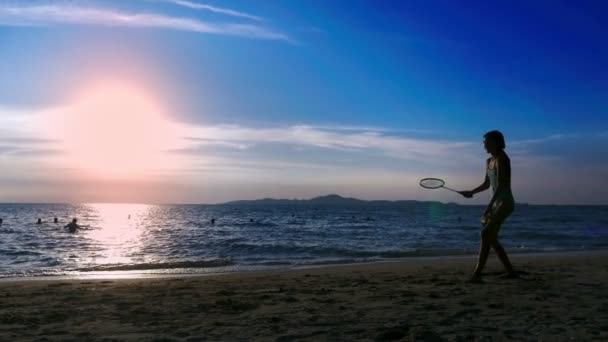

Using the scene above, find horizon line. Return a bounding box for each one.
[0,196,604,207]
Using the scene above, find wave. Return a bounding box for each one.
[0,249,41,256]
[76,259,235,272]
[228,242,475,259]
[231,221,278,228]
[535,216,583,223]
[511,231,580,241]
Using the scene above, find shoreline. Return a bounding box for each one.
[2,248,607,283]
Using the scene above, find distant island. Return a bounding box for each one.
[222,194,451,206]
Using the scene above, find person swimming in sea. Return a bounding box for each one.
[459,130,518,283]
[64,218,81,233]
[37,218,42,224]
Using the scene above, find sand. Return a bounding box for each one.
[1,251,607,341]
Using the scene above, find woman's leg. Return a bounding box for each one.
[490,239,514,273]
[470,202,514,280]
[473,233,491,276]
[485,202,515,274]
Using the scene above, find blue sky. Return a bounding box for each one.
[0,0,606,204]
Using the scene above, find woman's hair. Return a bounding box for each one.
[484,130,506,149]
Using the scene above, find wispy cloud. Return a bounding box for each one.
[0,4,288,41]
[162,0,263,22]
[303,124,434,134]
[3,104,608,203]
[10,102,605,174]
[510,133,579,146]
[176,123,477,163]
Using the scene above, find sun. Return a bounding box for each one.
[52,81,181,178]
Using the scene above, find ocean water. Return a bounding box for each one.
[0,202,607,278]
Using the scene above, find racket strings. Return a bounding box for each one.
[419,178,445,189]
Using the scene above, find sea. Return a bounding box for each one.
[0,202,607,278]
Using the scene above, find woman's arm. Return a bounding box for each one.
[471,175,490,195]
[460,159,491,198]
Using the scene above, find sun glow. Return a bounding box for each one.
[52,81,183,178]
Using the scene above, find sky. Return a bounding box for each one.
[0,0,606,205]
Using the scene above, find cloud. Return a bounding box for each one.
[6,103,603,173]
[0,133,61,158]
[509,133,579,147]
[176,123,477,163]
[303,124,434,134]
[0,4,289,41]
[162,0,263,22]
[4,102,608,204]
[183,137,251,150]
[0,136,57,145]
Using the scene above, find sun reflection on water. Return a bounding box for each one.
[83,203,152,266]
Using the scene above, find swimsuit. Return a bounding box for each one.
[484,163,515,232]
[487,166,514,207]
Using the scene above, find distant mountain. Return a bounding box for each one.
[309,194,362,204]
[222,194,446,206]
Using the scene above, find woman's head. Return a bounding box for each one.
[483,130,505,154]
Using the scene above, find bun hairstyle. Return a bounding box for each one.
[484,130,506,150]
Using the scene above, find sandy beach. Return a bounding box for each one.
[1,251,607,341]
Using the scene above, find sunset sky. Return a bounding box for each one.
[0,0,606,204]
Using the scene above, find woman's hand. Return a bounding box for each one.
[459,190,474,198]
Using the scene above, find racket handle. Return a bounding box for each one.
[442,186,460,193]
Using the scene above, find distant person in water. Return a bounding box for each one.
[37,218,42,224]
[211,218,216,225]
[0,218,3,226]
[64,218,81,233]
[459,130,517,283]
[54,217,58,224]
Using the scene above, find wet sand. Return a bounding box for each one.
[1,251,607,341]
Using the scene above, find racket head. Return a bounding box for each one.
[419,178,446,189]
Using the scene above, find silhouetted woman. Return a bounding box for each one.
[460,130,517,282]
